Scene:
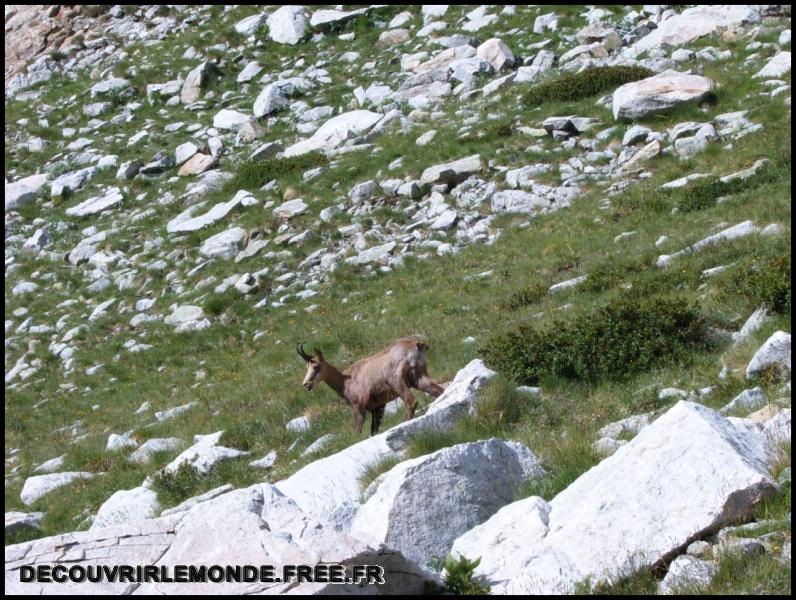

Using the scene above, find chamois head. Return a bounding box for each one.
[297,342,325,391]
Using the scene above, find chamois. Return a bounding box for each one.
[297,338,446,436]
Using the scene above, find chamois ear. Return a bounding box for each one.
[314,347,324,361]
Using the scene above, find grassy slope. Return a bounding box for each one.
[4,5,791,593]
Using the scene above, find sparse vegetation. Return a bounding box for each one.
[225,153,329,193]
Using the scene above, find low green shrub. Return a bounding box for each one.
[443,554,490,595]
[502,281,548,310]
[714,247,791,314]
[225,153,328,193]
[522,66,654,107]
[482,294,709,385]
[202,291,236,316]
[670,161,778,212]
[150,462,203,506]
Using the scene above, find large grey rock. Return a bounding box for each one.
[628,6,763,56]
[20,472,96,506]
[310,7,373,30]
[181,61,214,104]
[136,484,432,594]
[490,190,546,213]
[164,306,210,332]
[64,187,123,217]
[90,77,130,97]
[234,13,267,35]
[613,73,715,120]
[350,439,545,569]
[128,438,184,464]
[313,109,382,143]
[21,227,50,254]
[106,433,138,452]
[212,109,252,132]
[253,82,289,117]
[355,241,396,265]
[420,154,482,185]
[5,173,48,212]
[167,191,250,234]
[51,166,97,199]
[33,455,66,474]
[746,331,791,379]
[754,51,791,79]
[273,198,309,219]
[91,486,160,530]
[658,555,718,594]
[450,401,778,594]
[199,226,247,259]
[5,514,183,594]
[656,221,760,268]
[160,431,249,476]
[5,512,44,535]
[275,360,495,526]
[720,387,767,415]
[476,38,514,71]
[733,307,771,344]
[177,153,218,177]
[267,6,309,45]
[285,110,382,156]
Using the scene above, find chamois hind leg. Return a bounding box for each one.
[415,374,445,398]
[370,405,385,436]
[352,405,366,435]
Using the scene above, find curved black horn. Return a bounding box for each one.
[296,342,311,362]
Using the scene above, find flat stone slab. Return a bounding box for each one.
[20,472,96,506]
[65,188,123,217]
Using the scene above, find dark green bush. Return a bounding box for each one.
[482,295,709,385]
[715,249,791,314]
[522,66,654,106]
[202,290,236,316]
[150,462,203,506]
[502,281,548,309]
[225,153,328,192]
[671,161,778,212]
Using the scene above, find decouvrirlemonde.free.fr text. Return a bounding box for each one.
[19,564,386,585]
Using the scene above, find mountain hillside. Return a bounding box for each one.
[5,4,791,595]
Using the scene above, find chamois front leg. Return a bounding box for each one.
[415,375,445,398]
[370,405,385,436]
[352,405,366,435]
[398,387,418,421]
